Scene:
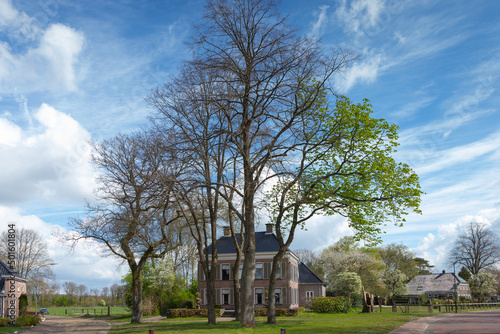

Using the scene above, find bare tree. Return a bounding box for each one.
[77,284,88,305]
[62,132,185,323]
[0,228,55,280]
[448,222,500,275]
[149,0,354,325]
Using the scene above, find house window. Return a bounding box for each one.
[448,293,453,298]
[222,264,230,280]
[222,289,230,305]
[255,288,264,304]
[255,263,263,279]
[417,286,423,291]
[275,288,282,304]
[306,291,314,298]
[239,264,243,279]
[276,263,282,279]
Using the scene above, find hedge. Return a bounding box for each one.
[14,315,41,327]
[254,307,303,316]
[0,318,10,327]
[310,296,351,313]
[167,308,221,318]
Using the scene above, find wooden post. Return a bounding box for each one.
[428,300,433,313]
[108,306,111,316]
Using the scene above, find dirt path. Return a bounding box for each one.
[19,316,111,334]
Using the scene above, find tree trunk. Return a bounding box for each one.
[232,253,242,321]
[267,251,286,324]
[131,269,143,323]
[206,273,217,324]
[240,221,256,325]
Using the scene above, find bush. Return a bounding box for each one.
[99,299,106,307]
[167,308,221,318]
[311,297,351,313]
[15,315,41,327]
[0,317,10,327]
[254,307,303,317]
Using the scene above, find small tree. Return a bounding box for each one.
[384,269,408,297]
[470,272,498,301]
[18,294,28,316]
[458,267,472,281]
[333,271,362,303]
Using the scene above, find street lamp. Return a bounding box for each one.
[453,262,458,314]
[34,263,57,318]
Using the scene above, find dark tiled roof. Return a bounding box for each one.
[0,260,23,293]
[0,260,22,278]
[299,262,324,284]
[406,272,468,295]
[206,232,281,254]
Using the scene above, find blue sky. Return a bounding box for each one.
[1,0,499,290]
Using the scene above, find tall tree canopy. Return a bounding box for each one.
[65,132,185,323]
[448,222,500,275]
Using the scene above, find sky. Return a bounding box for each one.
[0,0,499,291]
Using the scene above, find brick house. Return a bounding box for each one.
[405,270,471,303]
[0,260,27,318]
[198,224,325,309]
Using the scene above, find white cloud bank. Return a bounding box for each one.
[0,206,127,288]
[0,0,84,93]
[0,103,95,205]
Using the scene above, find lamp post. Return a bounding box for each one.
[453,262,458,314]
[34,263,57,318]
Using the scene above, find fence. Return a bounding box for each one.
[378,302,500,314]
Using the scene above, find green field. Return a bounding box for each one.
[31,306,131,318]
[109,311,433,334]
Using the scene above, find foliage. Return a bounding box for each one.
[459,267,472,281]
[378,244,420,280]
[167,308,220,318]
[99,299,106,307]
[470,271,498,299]
[319,238,386,295]
[383,269,408,296]
[254,308,302,316]
[14,315,41,327]
[333,271,363,300]
[310,297,351,313]
[18,293,28,316]
[0,318,9,327]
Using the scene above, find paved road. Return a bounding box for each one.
[21,316,110,334]
[390,309,500,334]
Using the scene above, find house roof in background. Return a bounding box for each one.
[407,272,468,295]
[299,262,324,284]
[206,232,283,254]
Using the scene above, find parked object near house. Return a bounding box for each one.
[0,260,27,318]
[405,270,471,303]
[198,224,325,310]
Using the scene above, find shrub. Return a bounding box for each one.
[311,296,351,313]
[167,308,220,318]
[18,294,28,316]
[0,317,10,327]
[15,315,41,327]
[99,299,106,307]
[254,307,303,317]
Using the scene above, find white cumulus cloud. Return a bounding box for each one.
[0,103,95,205]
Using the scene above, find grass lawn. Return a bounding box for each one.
[109,311,434,334]
[0,327,25,333]
[30,306,131,318]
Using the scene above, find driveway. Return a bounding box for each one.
[20,316,110,334]
[390,309,500,334]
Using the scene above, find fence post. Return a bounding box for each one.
[428,300,432,313]
[108,306,111,316]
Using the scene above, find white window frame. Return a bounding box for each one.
[275,288,282,305]
[255,288,264,305]
[255,263,263,279]
[306,291,314,298]
[222,289,230,305]
[222,264,230,280]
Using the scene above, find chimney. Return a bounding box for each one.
[265,224,274,234]
[223,226,231,237]
[442,270,446,274]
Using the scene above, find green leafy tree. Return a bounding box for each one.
[413,257,434,275]
[333,271,362,302]
[470,272,498,300]
[384,269,408,297]
[318,237,386,296]
[458,267,472,281]
[18,294,28,316]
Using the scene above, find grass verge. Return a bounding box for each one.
[109,311,433,334]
